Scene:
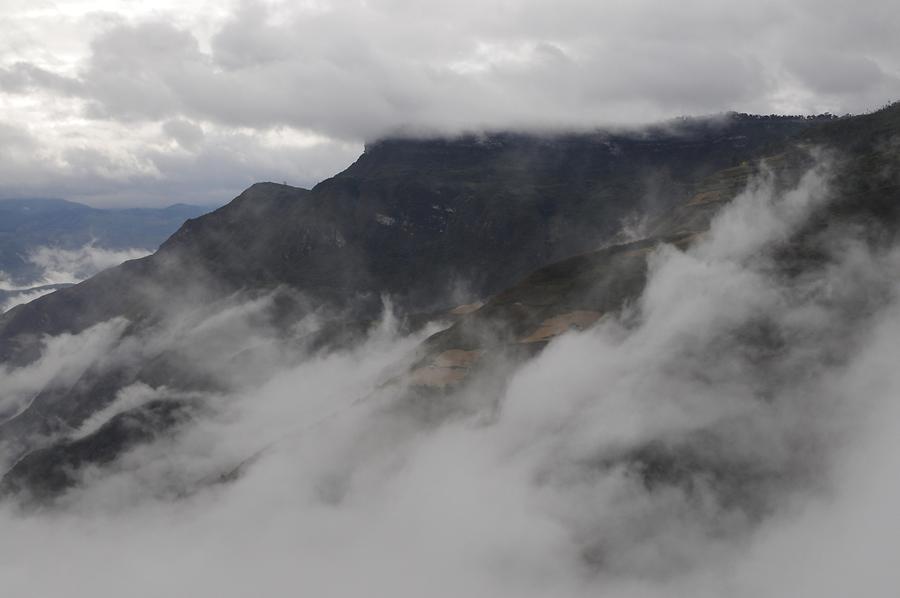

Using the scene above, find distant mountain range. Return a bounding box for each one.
[0,198,209,286]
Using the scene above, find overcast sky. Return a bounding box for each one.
[2,0,900,207]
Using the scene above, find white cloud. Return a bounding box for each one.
[0,318,127,435]
[0,288,57,313]
[27,243,151,285]
[0,243,152,312]
[1,0,899,205]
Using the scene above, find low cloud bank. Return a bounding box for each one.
[26,244,151,286]
[1,158,899,597]
[0,243,151,312]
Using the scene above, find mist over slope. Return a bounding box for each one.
[1,106,900,596]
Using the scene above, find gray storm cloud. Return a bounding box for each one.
[2,0,900,205]
[1,154,899,596]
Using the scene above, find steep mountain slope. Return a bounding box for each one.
[0,115,815,367]
[8,107,898,500]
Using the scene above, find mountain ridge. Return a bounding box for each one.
[4,106,900,499]
[0,113,819,367]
